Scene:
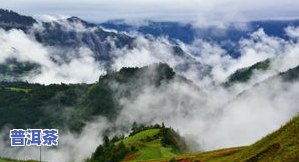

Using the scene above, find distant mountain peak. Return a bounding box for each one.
[66,16,95,27]
[66,16,83,22]
[0,8,36,29]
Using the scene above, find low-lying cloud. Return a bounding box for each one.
[0,27,105,84]
[0,117,109,162]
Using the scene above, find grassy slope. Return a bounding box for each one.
[121,129,178,161]
[127,114,299,162]
[6,87,31,93]
[0,158,37,162]
[0,159,13,162]
[218,114,299,162]
[123,129,160,145]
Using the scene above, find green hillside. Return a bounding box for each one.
[122,128,177,161]
[87,124,188,162]
[137,114,299,162]
[86,114,299,162]
[0,63,189,132]
[225,58,299,87]
[225,59,270,86]
[2,114,298,162]
[217,114,299,162]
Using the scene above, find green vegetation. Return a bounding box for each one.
[0,158,15,162]
[217,114,299,162]
[6,87,31,93]
[225,59,270,86]
[86,136,129,162]
[0,157,37,162]
[135,114,299,162]
[0,59,40,82]
[280,64,299,81]
[1,62,299,162]
[123,129,160,145]
[2,112,299,162]
[0,81,91,131]
[0,63,181,131]
[87,123,188,162]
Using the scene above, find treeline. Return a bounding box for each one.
[159,126,188,153]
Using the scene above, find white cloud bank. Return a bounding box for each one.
[0,28,105,84]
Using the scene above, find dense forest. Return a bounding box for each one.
[0,63,183,132]
[0,9,36,30]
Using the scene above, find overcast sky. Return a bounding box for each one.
[1,0,299,23]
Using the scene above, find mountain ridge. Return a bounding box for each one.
[0,63,197,131]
